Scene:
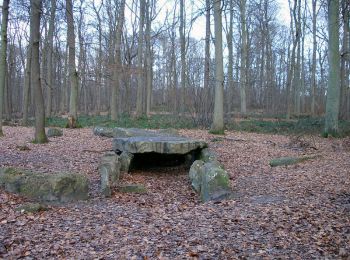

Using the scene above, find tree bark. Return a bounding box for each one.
[239,0,247,115]
[311,0,317,116]
[136,0,145,117]
[111,0,125,120]
[179,0,186,114]
[31,0,47,143]
[66,0,79,127]
[324,0,341,136]
[0,0,9,136]
[46,0,56,118]
[211,0,224,133]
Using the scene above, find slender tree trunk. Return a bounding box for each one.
[203,0,211,123]
[0,0,9,136]
[66,0,79,127]
[179,0,186,114]
[311,0,317,116]
[31,0,47,143]
[211,0,224,133]
[136,0,145,117]
[22,46,31,126]
[324,0,341,136]
[227,0,234,116]
[145,0,152,117]
[46,0,56,118]
[239,0,247,114]
[111,0,125,120]
[340,0,349,119]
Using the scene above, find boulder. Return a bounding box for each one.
[119,151,134,173]
[0,168,89,203]
[113,136,207,155]
[93,126,114,138]
[93,127,180,138]
[16,203,48,213]
[47,128,63,137]
[99,152,121,197]
[189,160,232,202]
[269,155,320,167]
[118,184,147,193]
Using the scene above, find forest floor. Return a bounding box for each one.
[0,126,349,259]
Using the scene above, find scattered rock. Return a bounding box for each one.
[99,152,121,197]
[16,144,30,151]
[0,167,89,203]
[47,128,63,137]
[93,126,114,138]
[16,202,48,213]
[189,160,232,202]
[118,184,147,193]
[269,155,320,167]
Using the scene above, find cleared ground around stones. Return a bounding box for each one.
[0,127,349,259]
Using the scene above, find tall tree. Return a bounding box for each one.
[0,0,10,136]
[310,0,318,116]
[111,0,125,120]
[239,0,248,114]
[46,0,56,117]
[211,0,224,133]
[136,0,145,117]
[31,0,48,143]
[179,0,186,113]
[66,0,79,127]
[324,0,341,136]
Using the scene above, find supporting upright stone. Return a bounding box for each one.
[99,152,121,197]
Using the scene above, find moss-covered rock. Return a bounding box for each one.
[99,152,121,197]
[189,160,232,202]
[0,168,89,203]
[118,184,147,193]
[47,128,63,137]
[16,203,48,213]
[269,155,319,167]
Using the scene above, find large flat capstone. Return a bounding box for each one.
[113,136,207,154]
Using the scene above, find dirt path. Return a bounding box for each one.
[0,127,349,258]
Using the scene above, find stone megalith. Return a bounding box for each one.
[0,167,89,203]
[99,152,121,197]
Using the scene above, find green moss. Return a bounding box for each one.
[16,203,48,213]
[118,184,147,193]
[269,155,320,167]
[209,129,225,135]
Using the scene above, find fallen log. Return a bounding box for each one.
[269,155,320,167]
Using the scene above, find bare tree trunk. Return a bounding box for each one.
[203,0,211,122]
[22,46,31,126]
[226,0,233,116]
[179,0,186,114]
[136,0,145,117]
[239,0,247,115]
[0,0,9,136]
[66,0,79,127]
[145,0,152,117]
[324,0,340,136]
[31,0,47,143]
[311,0,317,116]
[111,0,125,120]
[340,0,349,119]
[211,0,224,133]
[46,0,56,118]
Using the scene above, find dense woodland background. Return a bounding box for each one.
[0,0,349,134]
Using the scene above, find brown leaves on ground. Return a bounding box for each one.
[0,126,349,259]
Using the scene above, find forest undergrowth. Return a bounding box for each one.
[0,126,349,258]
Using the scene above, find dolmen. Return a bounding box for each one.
[94,127,233,202]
